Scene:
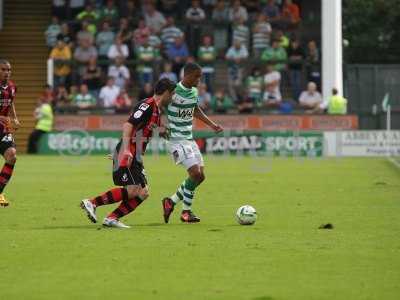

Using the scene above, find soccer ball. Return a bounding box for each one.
[236,205,257,225]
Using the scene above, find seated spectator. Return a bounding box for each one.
[276,29,290,49]
[99,77,120,107]
[73,83,97,109]
[261,39,287,71]
[281,0,301,28]
[132,18,151,49]
[73,38,98,76]
[148,28,162,51]
[58,23,73,48]
[96,21,115,59]
[232,17,250,49]
[161,16,183,49]
[306,40,321,87]
[115,88,133,111]
[211,88,234,113]
[159,62,178,83]
[120,0,141,27]
[263,64,282,108]
[76,3,99,23]
[108,35,129,60]
[82,57,102,96]
[185,0,206,54]
[212,0,230,55]
[328,88,347,115]
[54,84,70,107]
[225,39,249,102]
[77,20,95,45]
[252,13,272,58]
[198,35,217,92]
[245,67,263,107]
[138,83,154,100]
[298,82,323,113]
[143,2,166,34]
[50,38,72,88]
[67,85,78,103]
[100,0,119,24]
[287,38,305,101]
[108,56,130,89]
[135,37,160,85]
[45,16,61,48]
[117,17,133,45]
[159,0,179,18]
[229,0,248,22]
[198,83,211,111]
[52,0,66,20]
[167,36,189,78]
[263,0,281,26]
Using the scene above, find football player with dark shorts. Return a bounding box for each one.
[80,78,176,228]
[0,59,21,207]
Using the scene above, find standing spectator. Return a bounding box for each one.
[263,64,282,108]
[100,0,119,24]
[159,0,179,18]
[143,2,166,34]
[138,83,154,100]
[108,56,131,89]
[229,0,248,22]
[298,82,323,113]
[159,62,178,83]
[99,77,120,108]
[212,0,230,55]
[73,83,97,109]
[245,67,264,106]
[167,36,189,77]
[252,14,272,58]
[58,23,73,48]
[211,88,234,113]
[225,39,249,102]
[197,35,217,92]
[135,37,160,85]
[50,38,72,88]
[263,0,281,27]
[115,88,133,111]
[82,57,102,96]
[198,83,211,112]
[107,35,129,60]
[185,0,206,55]
[45,16,61,48]
[306,40,321,87]
[281,0,301,28]
[287,38,305,100]
[38,85,55,105]
[27,98,54,154]
[232,17,250,49]
[73,38,98,78]
[276,29,290,49]
[116,17,133,46]
[132,18,151,49]
[96,21,115,59]
[261,39,287,71]
[52,0,66,20]
[161,16,183,49]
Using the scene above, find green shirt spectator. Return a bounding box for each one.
[211,89,234,113]
[101,0,119,22]
[76,4,99,22]
[246,70,264,105]
[328,88,347,114]
[261,39,287,71]
[73,84,97,108]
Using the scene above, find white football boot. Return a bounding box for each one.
[102,217,131,228]
[80,199,97,223]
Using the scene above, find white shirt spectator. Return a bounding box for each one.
[264,71,281,94]
[99,84,120,107]
[107,44,129,60]
[108,65,130,89]
[299,91,323,106]
[226,45,249,60]
[69,0,84,8]
[229,6,248,22]
[186,7,206,21]
[53,0,66,6]
[144,11,166,33]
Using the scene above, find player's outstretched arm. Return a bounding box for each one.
[194,105,223,133]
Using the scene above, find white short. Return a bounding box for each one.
[167,140,204,169]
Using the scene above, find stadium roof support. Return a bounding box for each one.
[322,0,343,100]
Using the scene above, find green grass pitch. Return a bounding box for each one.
[1,155,400,300]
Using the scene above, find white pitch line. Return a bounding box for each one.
[387,157,400,170]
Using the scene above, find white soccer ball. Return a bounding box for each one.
[236,205,257,225]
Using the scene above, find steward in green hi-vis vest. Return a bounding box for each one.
[328,88,347,115]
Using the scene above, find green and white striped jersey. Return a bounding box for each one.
[167,81,198,140]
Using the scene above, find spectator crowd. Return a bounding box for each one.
[45,0,334,115]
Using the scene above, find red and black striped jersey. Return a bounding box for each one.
[118,97,161,162]
[0,80,17,133]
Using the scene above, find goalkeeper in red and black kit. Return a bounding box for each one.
[80,78,176,228]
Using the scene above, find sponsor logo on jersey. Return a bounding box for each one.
[178,108,194,119]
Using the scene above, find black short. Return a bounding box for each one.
[0,133,16,156]
[112,156,147,188]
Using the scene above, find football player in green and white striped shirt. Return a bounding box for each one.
[162,63,223,223]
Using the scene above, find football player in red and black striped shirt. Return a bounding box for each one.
[80,78,176,228]
[0,59,20,207]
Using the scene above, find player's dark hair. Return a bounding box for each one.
[183,62,201,76]
[154,78,176,95]
[0,59,10,65]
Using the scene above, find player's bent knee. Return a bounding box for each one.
[191,170,205,184]
[126,185,140,199]
[5,148,17,164]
